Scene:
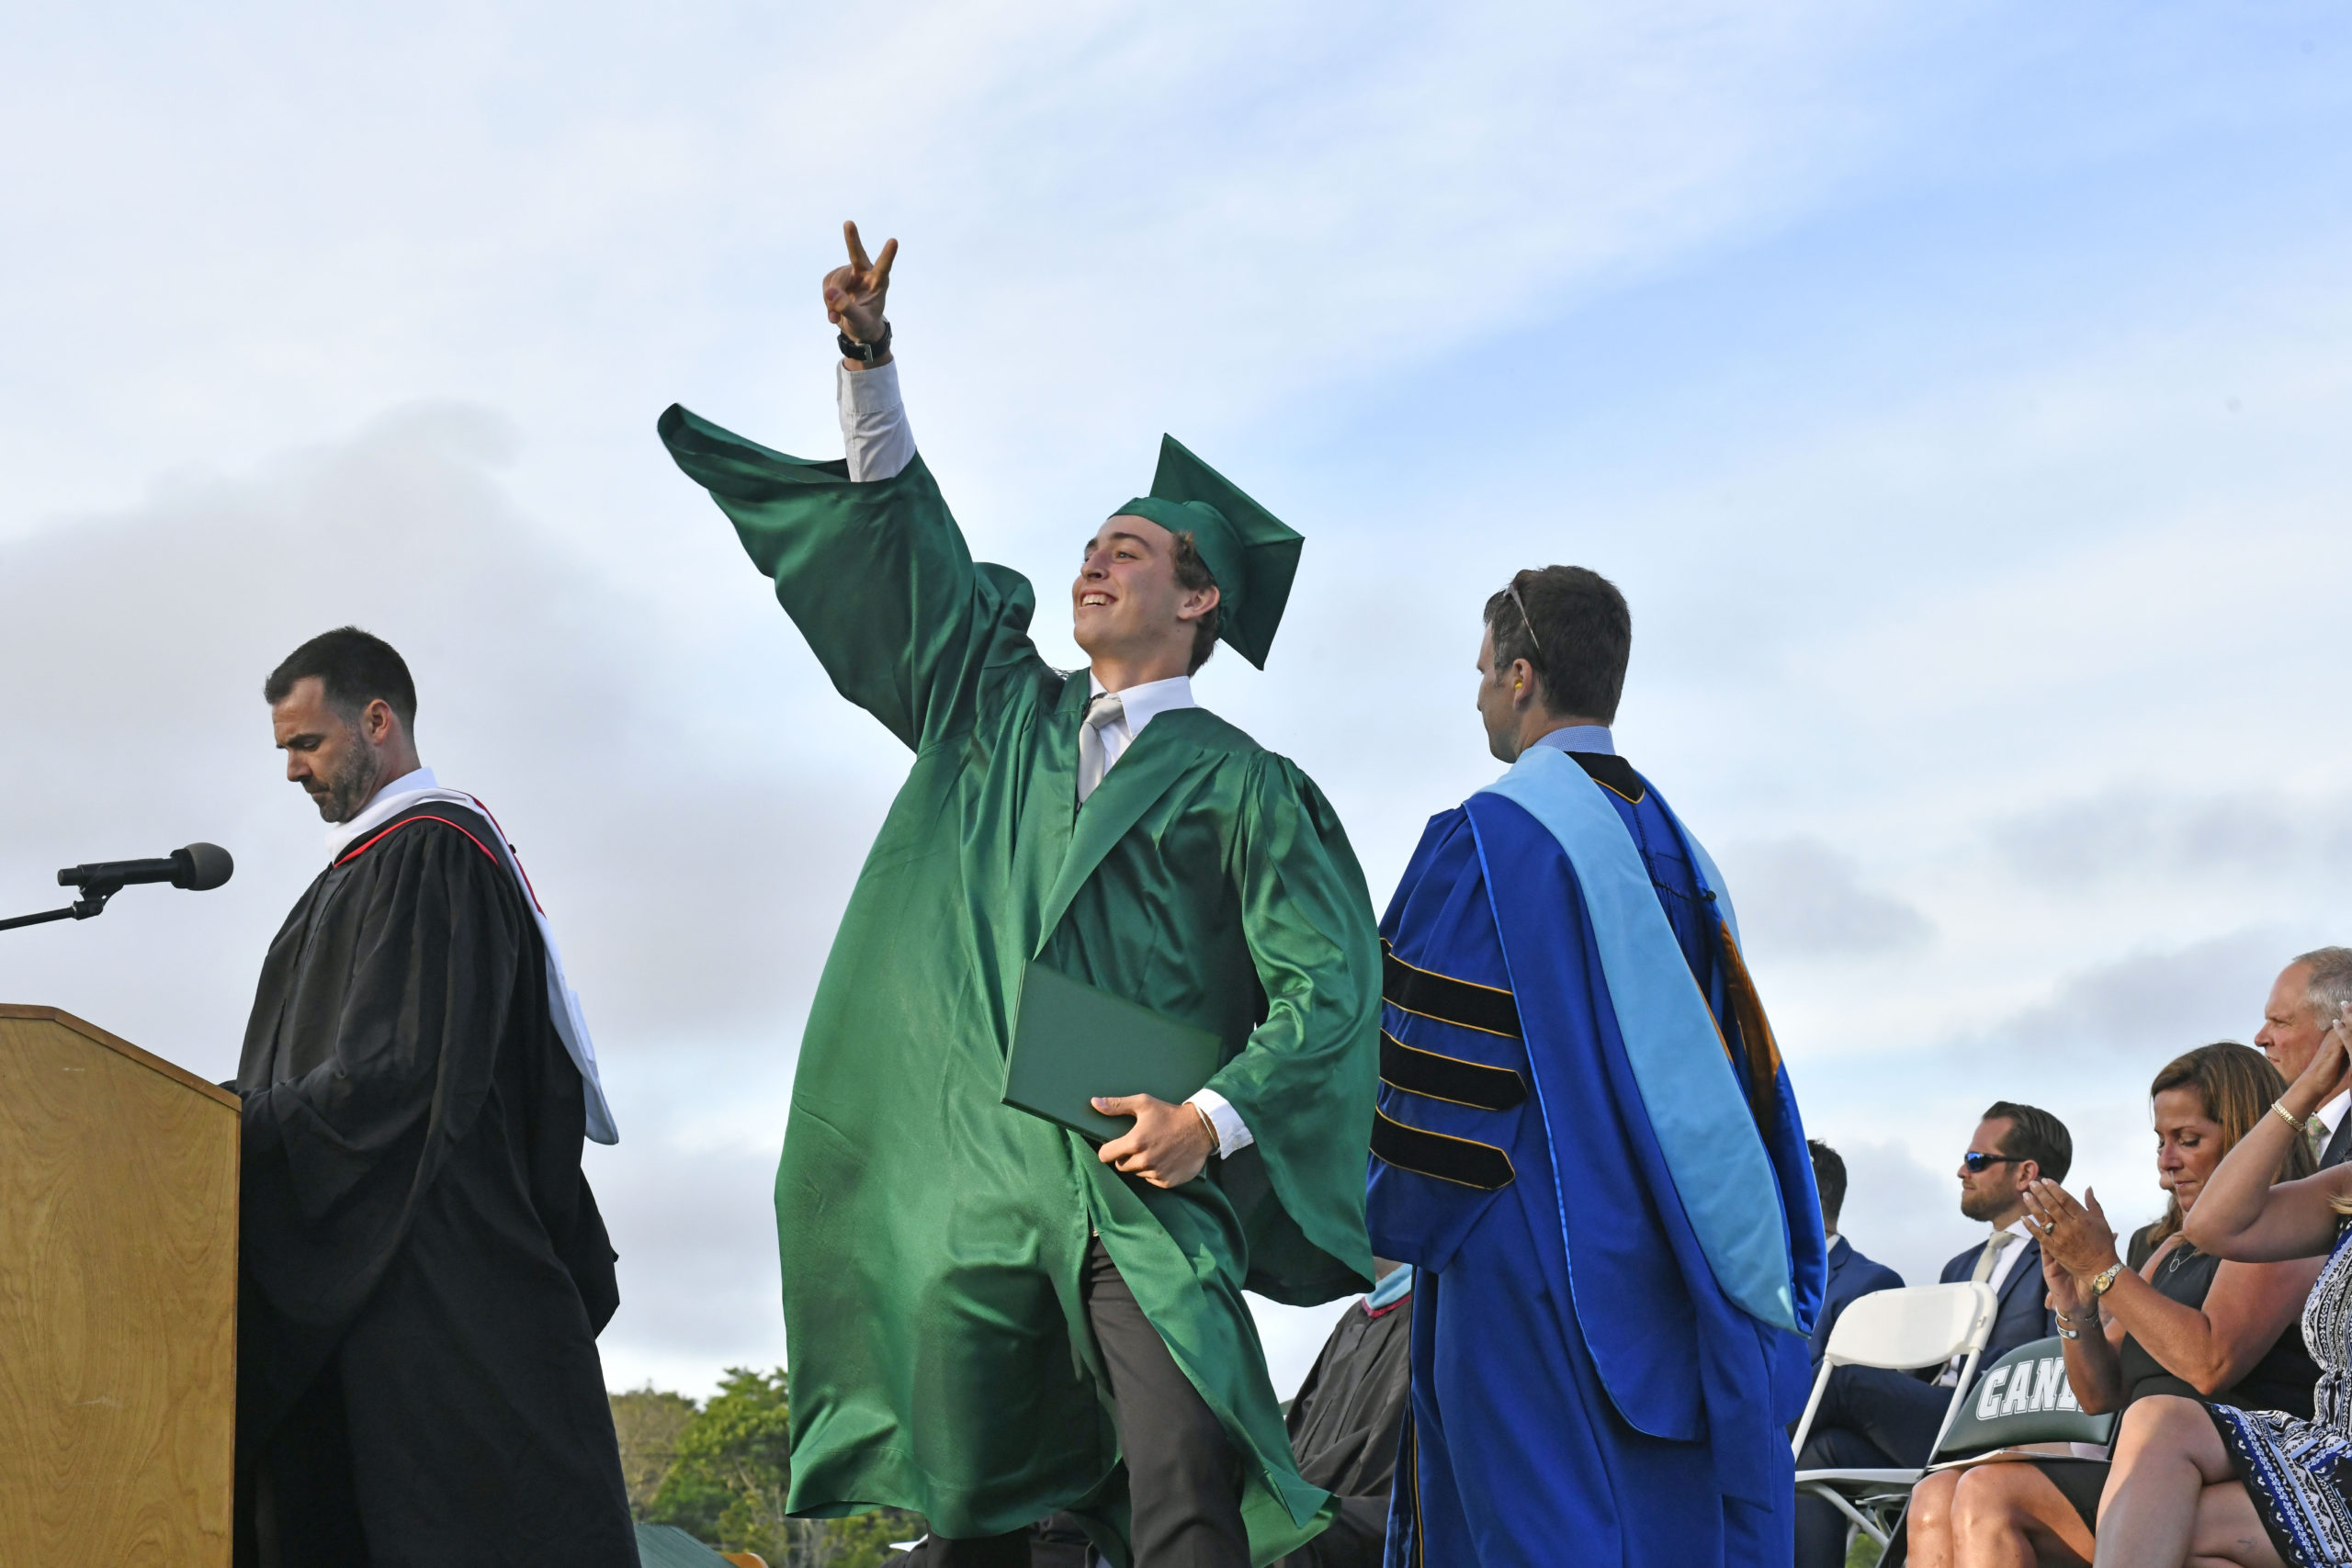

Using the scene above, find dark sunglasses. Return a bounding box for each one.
[1962,1151,2023,1173]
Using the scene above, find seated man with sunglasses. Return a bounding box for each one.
[1792,1100,2071,1568]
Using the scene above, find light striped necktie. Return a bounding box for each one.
[1076,693,1125,804]
[1971,1230,2016,1283]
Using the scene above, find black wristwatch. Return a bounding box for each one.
[838,319,892,364]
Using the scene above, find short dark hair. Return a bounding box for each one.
[264,626,418,729]
[1807,1139,1847,1227]
[1483,565,1632,723]
[1170,532,1224,675]
[1983,1100,2072,1184]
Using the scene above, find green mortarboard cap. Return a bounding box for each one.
[1114,435,1303,670]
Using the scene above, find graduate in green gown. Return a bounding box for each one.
[658,224,1381,1568]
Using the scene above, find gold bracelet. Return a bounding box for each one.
[2275,1100,2316,1135]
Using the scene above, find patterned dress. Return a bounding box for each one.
[2212,1224,2352,1565]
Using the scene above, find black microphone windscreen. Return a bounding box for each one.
[175,842,234,891]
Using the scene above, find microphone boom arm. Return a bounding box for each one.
[2,841,230,935]
[0,891,113,932]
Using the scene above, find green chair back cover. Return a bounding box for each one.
[1934,1336,2117,1458]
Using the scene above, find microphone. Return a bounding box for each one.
[1,842,234,934]
[57,842,235,895]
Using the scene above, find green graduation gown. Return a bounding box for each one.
[659,407,1382,1565]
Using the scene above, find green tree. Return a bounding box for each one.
[610,1385,699,1519]
[649,1368,793,1555]
[823,1507,928,1568]
[644,1368,926,1566]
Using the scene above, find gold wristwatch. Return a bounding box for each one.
[2089,1263,2125,1298]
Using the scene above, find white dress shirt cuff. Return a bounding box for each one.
[1185,1089,1254,1156]
[837,358,916,482]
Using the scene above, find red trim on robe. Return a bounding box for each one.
[458,794,545,914]
[334,813,503,871]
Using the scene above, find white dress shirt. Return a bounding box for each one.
[1529,724,1615,757]
[841,359,917,482]
[1084,671,1193,771]
[837,359,1252,1159]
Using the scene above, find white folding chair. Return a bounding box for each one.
[1789,1281,1997,1551]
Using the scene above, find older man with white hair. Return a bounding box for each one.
[2256,946,2352,1168]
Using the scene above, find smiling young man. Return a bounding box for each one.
[1367,567,1826,1567]
[235,627,630,1567]
[657,226,1381,1568]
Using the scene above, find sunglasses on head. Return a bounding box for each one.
[1962,1151,2023,1173]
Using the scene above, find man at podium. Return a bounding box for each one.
[233,627,636,1567]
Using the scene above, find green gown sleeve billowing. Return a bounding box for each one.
[1210,754,1381,1299]
[659,404,1380,1568]
[657,404,1045,750]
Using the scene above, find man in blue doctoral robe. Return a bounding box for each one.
[1366,566,1827,1568]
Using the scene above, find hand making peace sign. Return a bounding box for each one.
[822,220,897,350]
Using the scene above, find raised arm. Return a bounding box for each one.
[659,223,1045,751]
[826,220,917,483]
[2180,1011,2352,1261]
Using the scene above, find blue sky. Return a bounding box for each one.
[3,2,2349,1395]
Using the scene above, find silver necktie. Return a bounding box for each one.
[1970,1229,2016,1284]
[1076,693,1125,804]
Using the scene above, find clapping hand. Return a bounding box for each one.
[822,220,897,349]
[2022,1179,2121,1280]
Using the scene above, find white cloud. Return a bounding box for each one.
[1719,835,1934,958]
[6,0,2352,1404]
[1957,929,2285,1062]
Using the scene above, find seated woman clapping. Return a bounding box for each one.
[2089,1006,2352,1568]
[1900,1042,2320,1568]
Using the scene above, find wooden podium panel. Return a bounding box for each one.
[0,1005,239,1567]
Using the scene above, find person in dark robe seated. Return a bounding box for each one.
[1897,1043,2318,1567]
[233,627,636,1567]
[1794,1102,2071,1568]
[1273,1262,1414,1568]
[1809,1139,1905,1367]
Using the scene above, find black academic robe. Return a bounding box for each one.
[1275,1289,1413,1568]
[233,801,634,1568]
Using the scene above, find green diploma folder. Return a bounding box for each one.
[1002,961,1225,1143]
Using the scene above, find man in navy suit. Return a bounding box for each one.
[1806,1140,1904,1367]
[1792,1103,2072,1568]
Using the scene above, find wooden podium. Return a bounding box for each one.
[0,1005,239,1566]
